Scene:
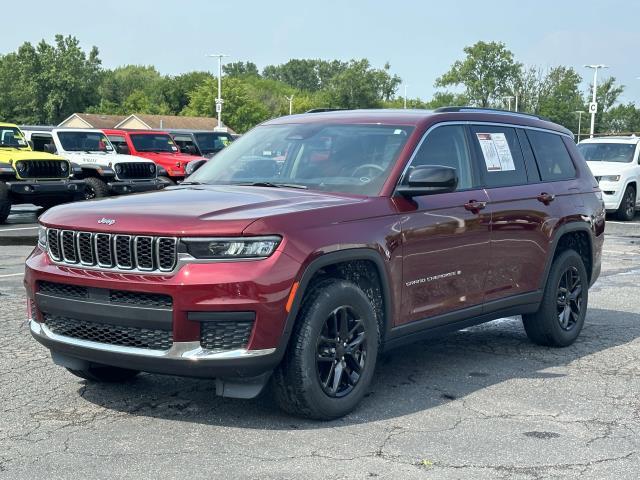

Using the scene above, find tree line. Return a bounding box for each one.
[0,35,637,135]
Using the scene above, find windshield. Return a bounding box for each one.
[194,132,233,153]
[0,126,29,149]
[130,134,178,153]
[577,143,636,163]
[58,131,114,152]
[189,123,414,196]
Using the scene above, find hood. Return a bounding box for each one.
[586,161,634,176]
[40,185,366,236]
[0,147,64,163]
[64,151,154,164]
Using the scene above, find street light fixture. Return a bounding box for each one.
[285,95,294,115]
[574,110,586,143]
[403,85,409,109]
[584,64,608,138]
[206,53,229,130]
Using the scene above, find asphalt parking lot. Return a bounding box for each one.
[1,212,640,479]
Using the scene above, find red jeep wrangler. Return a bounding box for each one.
[103,129,207,183]
[27,108,604,419]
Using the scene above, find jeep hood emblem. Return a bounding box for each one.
[97,217,116,226]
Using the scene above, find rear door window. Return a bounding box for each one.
[526,130,576,181]
[469,125,529,187]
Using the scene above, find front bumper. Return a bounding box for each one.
[30,320,278,379]
[7,179,85,202]
[599,182,624,211]
[25,246,301,380]
[107,178,166,195]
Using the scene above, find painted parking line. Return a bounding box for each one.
[606,221,640,225]
[603,250,640,256]
[0,273,23,278]
[0,227,38,232]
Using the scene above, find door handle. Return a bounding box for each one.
[464,200,487,212]
[537,192,556,205]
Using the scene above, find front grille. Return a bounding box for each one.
[19,160,69,179]
[117,162,156,180]
[45,314,173,350]
[110,290,173,308]
[200,321,254,351]
[46,229,177,272]
[39,281,88,298]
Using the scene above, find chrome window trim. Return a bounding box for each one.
[396,120,573,188]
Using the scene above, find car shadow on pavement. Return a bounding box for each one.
[79,307,638,428]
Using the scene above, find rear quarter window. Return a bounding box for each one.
[527,130,576,181]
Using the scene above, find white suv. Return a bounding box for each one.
[577,136,640,221]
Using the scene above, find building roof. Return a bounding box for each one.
[115,114,223,131]
[58,113,128,129]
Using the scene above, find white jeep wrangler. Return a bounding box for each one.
[578,136,640,221]
[21,127,166,199]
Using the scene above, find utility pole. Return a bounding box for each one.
[585,64,608,138]
[574,110,586,143]
[514,93,519,112]
[403,85,409,109]
[503,96,515,111]
[206,53,229,129]
[285,95,294,115]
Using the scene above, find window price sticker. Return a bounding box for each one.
[476,133,515,172]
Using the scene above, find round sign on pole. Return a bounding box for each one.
[589,102,598,114]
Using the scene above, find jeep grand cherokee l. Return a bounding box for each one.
[26,108,604,419]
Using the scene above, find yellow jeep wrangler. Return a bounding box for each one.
[0,122,85,223]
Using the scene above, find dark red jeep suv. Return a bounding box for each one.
[26,108,605,419]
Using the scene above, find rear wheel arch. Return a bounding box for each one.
[279,249,393,353]
[543,224,594,288]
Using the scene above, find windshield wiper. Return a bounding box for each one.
[236,182,308,189]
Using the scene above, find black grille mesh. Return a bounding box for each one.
[48,229,61,260]
[200,321,254,351]
[77,232,94,264]
[117,162,156,179]
[61,231,77,263]
[45,314,173,350]
[135,237,153,270]
[39,281,88,298]
[109,290,173,308]
[96,234,112,266]
[20,160,68,179]
[115,235,133,268]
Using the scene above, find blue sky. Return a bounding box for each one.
[3,0,640,104]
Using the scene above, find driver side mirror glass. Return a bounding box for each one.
[397,165,458,197]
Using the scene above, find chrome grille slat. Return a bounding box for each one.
[45,228,177,273]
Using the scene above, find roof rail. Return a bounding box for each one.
[305,108,349,113]
[434,106,551,122]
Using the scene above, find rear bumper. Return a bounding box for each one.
[107,178,165,195]
[7,180,85,202]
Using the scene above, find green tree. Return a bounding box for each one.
[263,59,348,92]
[435,41,522,108]
[223,61,260,78]
[536,66,584,128]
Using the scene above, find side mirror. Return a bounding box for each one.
[185,159,207,176]
[397,165,458,197]
[116,144,130,155]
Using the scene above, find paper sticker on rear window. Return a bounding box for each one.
[476,133,515,172]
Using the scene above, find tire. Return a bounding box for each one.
[66,365,139,382]
[272,279,379,420]
[615,185,636,221]
[0,182,11,224]
[83,177,110,200]
[158,176,175,185]
[523,250,588,347]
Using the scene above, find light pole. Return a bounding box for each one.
[503,96,515,111]
[574,110,586,142]
[585,64,608,138]
[285,95,294,115]
[403,85,409,109]
[206,53,229,129]
[514,93,519,112]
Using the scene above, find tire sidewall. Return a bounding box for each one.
[0,181,11,223]
[298,281,379,418]
[618,186,636,221]
[543,250,589,346]
[84,177,109,199]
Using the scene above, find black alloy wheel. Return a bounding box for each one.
[556,266,583,331]
[316,305,367,398]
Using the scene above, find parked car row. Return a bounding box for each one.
[0,123,234,223]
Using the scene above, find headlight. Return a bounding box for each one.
[60,162,68,173]
[114,164,122,175]
[15,161,26,173]
[38,225,48,249]
[182,236,281,259]
[148,163,156,173]
[600,175,620,182]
